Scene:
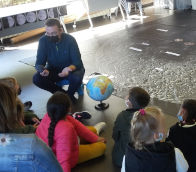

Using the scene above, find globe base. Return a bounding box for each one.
[95,102,109,111]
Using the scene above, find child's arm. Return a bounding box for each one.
[112,113,123,141]
[67,116,98,143]
[175,148,189,172]
[121,156,126,172]
[24,111,40,125]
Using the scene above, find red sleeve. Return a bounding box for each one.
[67,116,98,143]
[55,123,76,172]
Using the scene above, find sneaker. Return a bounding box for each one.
[24,101,32,111]
[72,111,92,121]
[94,122,106,135]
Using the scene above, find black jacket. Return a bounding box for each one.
[167,122,196,172]
[125,142,176,172]
[112,109,138,167]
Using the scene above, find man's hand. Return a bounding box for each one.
[40,69,49,76]
[58,67,72,77]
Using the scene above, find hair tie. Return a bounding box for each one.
[139,109,145,115]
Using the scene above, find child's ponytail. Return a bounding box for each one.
[47,91,71,147]
[131,107,163,150]
[48,120,58,147]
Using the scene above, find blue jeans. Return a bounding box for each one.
[33,68,85,98]
[0,134,62,172]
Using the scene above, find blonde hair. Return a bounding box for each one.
[0,83,24,132]
[131,106,164,150]
[0,77,18,95]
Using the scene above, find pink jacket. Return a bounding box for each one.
[35,114,98,172]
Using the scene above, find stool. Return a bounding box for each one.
[119,0,143,19]
[127,0,143,17]
[56,79,84,96]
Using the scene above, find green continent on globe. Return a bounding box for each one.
[93,76,111,95]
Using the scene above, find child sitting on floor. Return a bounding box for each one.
[36,91,106,172]
[0,77,91,124]
[167,99,196,172]
[121,107,189,172]
[0,83,62,171]
[0,77,40,125]
[0,82,36,133]
[112,87,150,167]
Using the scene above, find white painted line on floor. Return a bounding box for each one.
[129,47,142,52]
[156,29,168,32]
[109,75,115,79]
[174,38,183,42]
[155,67,163,71]
[165,51,180,56]
[141,42,150,46]
[184,42,195,46]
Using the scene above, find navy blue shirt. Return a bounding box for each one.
[35,33,84,73]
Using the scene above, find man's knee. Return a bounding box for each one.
[32,72,42,86]
[70,74,83,85]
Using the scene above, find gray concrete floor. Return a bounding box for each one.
[0,6,185,172]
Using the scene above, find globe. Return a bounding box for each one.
[86,75,114,110]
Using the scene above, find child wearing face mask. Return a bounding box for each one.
[167,99,196,172]
[112,87,150,167]
[121,107,189,172]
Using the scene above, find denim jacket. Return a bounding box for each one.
[0,134,63,172]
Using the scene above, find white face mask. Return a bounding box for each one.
[125,99,130,108]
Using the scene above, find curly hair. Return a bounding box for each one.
[47,92,71,147]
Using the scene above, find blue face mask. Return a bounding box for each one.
[155,132,164,142]
[177,110,183,122]
[177,115,183,122]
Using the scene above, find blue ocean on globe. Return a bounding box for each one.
[86,76,114,101]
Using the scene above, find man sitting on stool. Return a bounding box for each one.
[33,18,85,103]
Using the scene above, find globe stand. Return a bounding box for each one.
[95,101,109,111]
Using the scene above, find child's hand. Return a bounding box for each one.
[32,117,40,125]
[97,137,106,143]
[33,123,39,129]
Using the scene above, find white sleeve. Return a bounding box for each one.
[121,156,126,172]
[175,148,189,172]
